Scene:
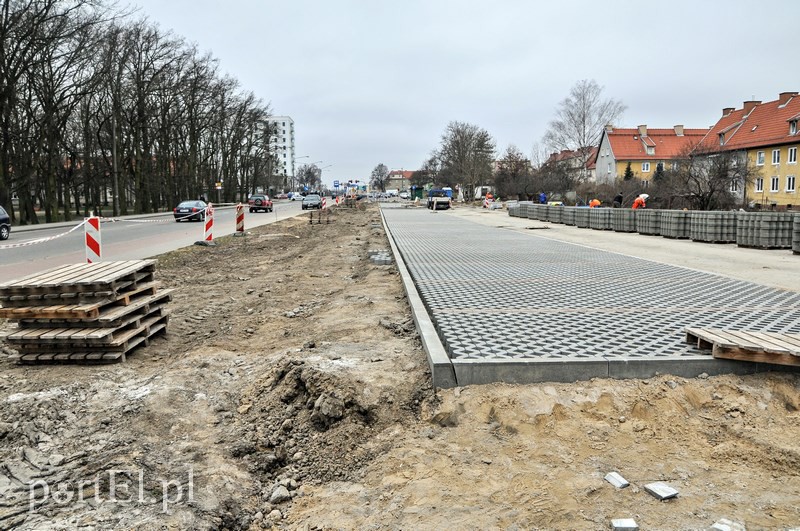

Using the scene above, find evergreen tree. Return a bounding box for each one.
[623,162,634,181]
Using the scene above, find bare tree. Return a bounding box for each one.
[296,163,320,190]
[437,121,495,200]
[370,163,388,192]
[543,79,625,182]
[653,145,760,210]
[493,145,530,200]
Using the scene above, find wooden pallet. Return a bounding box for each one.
[7,311,169,346]
[685,327,800,367]
[15,320,168,364]
[11,287,170,325]
[0,260,156,298]
[0,283,165,319]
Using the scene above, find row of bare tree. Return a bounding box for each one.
[1,0,279,224]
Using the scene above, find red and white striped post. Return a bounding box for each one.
[203,203,214,242]
[235,203,245,235]
[322,197,328,209]
[85,215,101,263]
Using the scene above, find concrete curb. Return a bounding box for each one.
[380,206,457,389]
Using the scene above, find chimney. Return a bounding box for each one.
[779,91,798,105]
[605,124,613,133]
[637,125,648,137]
[673,125,684,136]
[742,100,761,115]
[722,107,735,116]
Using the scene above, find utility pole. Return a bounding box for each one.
[112,115,119,217]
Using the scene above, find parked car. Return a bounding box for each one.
[276,193,289,199]
[399,191,409,200]
[173,200,207,221]
[290,193,305,201]
[0,205,10,240]
[301,194,322,210]
[248,194,273,213]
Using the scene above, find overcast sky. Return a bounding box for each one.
[133,0,800,187]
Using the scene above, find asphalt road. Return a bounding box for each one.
[0,200,306,281]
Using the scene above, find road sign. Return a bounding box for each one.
[334,180,339,188]
[215,182,222,190]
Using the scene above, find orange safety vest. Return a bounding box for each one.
[632,197,646,209]
[589,199,601,208]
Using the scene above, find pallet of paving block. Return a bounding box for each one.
[685,327,800,367]
[12,313,170,354]
[0,282,164,319]
[5,310,169,346]
[0,260,157,298]
[9,286,170,324]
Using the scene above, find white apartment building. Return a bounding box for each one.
[267,115,295,187]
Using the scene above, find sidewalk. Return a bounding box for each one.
[381,205,800,386]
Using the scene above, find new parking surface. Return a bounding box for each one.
[382,206,800,386]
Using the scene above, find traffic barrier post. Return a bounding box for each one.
[85,215,101,263]
[322,197,328,210]
[204,203,214,242]
[234,203,245,236]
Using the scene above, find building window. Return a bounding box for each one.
[755,178,764,192]
[791,120,797,135]
[607,163,611,174]
[788,175,796,192]
[771,176,780,192]
[757,151,765,165]
[789,147,797,164]
[642,162,650,172]
[671,161,679,170]
[719,133,725,145]
[730,180,739,192]
[772,149,780,165]
[642,179,649,188]
[646,147,655,155]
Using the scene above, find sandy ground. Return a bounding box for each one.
[0,202,798,530]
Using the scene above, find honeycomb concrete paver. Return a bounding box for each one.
[382,208,800,382]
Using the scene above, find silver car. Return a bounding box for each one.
[301,194,322,210]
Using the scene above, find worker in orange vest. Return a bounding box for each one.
[589,198,601,208]
[632,194,648,209]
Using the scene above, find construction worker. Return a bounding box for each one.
[589,198,601,208]
[613,192,623,208]
[632,193,648,209]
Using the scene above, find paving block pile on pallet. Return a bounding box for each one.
[736,211,795,249]
[612,209,637,233]
[0,260,171,364]
[691,211,738,243]
[589,208,612,230]
[636,210,662,236]
[661,210,691,239]
[562,206,576,226]
[547,205,563,224]
[794,214,800,255]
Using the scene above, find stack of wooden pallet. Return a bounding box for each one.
[0,260,172,364]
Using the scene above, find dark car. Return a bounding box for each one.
[0,205,10,240]
[173,200,207,221]
[301,194,322,210]
[248,194,273,213]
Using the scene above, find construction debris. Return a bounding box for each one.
[604,471,630,489]
[0,260,171,363]
[611,518,639,531]
[644,481,679,501]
